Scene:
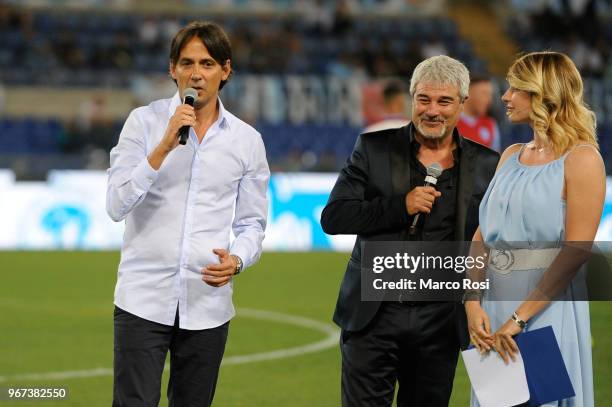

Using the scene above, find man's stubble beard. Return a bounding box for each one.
[415,121,448,140]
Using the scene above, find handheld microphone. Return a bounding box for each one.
[178,88,198,145]
[409,162,443,236]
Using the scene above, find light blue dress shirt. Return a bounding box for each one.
[106,92,270,329]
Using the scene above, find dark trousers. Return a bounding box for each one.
[113,306,229,407]
[341,302,460,407]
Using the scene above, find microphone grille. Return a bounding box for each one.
[427,162,443,178]
[183,88,198,101]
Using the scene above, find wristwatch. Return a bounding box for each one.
[231,255,243,275]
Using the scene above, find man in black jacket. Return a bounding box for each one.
[321,55,499,407]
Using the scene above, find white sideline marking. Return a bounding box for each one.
[0,308,340,383]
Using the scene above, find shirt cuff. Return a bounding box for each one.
[131,157,159,195]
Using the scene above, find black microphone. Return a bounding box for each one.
[178,88,197,145]
[409,162,443,236]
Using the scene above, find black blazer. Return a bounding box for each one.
[320,124,499,349]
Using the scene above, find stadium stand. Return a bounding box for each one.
[0,0,611,176]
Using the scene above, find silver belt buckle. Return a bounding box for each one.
[490,249,514,274]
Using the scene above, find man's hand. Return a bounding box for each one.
[405,186,442,215]
[202,249,237,287]
[148,104,197,170]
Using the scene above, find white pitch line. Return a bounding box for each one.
[222,308,340,365]
[0,308,340,383]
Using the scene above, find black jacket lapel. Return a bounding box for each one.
[455,140,477,241]
[389,125,412,196]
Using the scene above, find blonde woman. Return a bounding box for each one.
[466,51,604,406]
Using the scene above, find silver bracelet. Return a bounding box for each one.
[511,311,526,329]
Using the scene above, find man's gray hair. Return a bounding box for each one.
[410,55,470,100]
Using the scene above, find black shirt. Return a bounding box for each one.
[408,129,461,241]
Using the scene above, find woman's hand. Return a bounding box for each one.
[465,301,494,353]
[492,319,522,364]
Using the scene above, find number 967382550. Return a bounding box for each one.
[3,387,68,400]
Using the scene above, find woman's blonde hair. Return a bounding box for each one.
[507,51,597,155]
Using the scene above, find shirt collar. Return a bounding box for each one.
[168,92,231,130]
[216,97,231,130]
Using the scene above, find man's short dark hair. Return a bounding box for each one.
[169,21,233,90]
[382,79,405,103]
[469,74,491,87]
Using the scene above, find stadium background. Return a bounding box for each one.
[0,0,611,405]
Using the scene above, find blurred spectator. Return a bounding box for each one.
[509,0,608,77]
[372,42,397,77]
[65,94,116,153]
[421,34,448,59]
[0,82,5,117]
[161,15,181,42]
[0,1,490,175]
[456,75,501,151]
[363,79,410,133]
[332,0,354,36]
[300,0,333,34]
[327,51,367,77]
[139,16,161,49]
[396,41,424,78]
[76,94,112,133]
[566,34,604,76]
[111,33,132,70]
[0,3,467,86]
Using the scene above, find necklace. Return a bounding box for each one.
[527,141,550,153]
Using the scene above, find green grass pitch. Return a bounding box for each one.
[0,251,610,406]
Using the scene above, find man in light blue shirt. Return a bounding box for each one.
[106,21,269,407]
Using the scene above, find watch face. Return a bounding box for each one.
[234,255,242,273]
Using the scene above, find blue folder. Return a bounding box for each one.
[515,326,575,406]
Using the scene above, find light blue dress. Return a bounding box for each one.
[471,146,594,407]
